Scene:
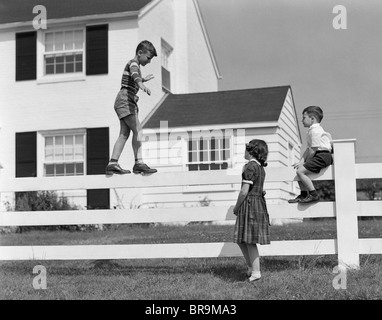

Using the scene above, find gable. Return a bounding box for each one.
[143,86,290,129]
[0,0,152,25]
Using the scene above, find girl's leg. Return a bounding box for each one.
[237,243,252,275]
[122,114,143,162]
[110,119,131,160]
[247,244,261,279]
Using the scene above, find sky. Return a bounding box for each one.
[198,0,382,163]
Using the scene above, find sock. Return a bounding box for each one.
[301,191,308,197]
[310,190,318,197]
[250,271,261,278]
[135,159,143,164]
[247,266,252,274]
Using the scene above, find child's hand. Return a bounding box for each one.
[143,74,154,82]
[139,83,151,95]
[292,160,303,170]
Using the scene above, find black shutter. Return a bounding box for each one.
[87,189,110,209]
[86,24,108,75]
[16,132,37,177]
[16,32,37,81]
[86,127,109,175]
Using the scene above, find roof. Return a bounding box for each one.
[0,0,152,24]
[143,86,291,129]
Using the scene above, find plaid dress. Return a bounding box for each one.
[233,160,271,245]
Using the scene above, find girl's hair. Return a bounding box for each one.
[136,40,157,57]
[246,139,268,167]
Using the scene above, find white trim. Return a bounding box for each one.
[192,0,222,79]
[143,121,279,134]
[242,180,253,185]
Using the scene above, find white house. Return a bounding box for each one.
[0,0,221,209]
[0,0,302,211]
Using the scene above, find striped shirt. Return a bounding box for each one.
[121,59,142,94]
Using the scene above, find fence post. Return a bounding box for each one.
[332,139,359,269]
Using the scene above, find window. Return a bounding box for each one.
[187,137,231,171]
[43,29,84,75]
[161,39,173,92]
[44,132,85,176]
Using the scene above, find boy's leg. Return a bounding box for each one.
[123,114,157,173]
[111,119,131,160]
[106,120,131,174]
[296,166,319,203]
[122,114,143,162]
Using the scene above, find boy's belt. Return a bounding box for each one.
[315,150,331,154]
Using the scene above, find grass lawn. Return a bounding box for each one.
[1,218,382,300]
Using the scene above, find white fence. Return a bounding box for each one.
[1,139,382,269]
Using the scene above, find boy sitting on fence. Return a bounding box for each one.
[288,106,333,204]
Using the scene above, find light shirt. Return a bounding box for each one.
[307,123,332,151]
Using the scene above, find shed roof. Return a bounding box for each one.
[143,85,291,129]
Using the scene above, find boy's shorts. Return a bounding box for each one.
[114,88,139,119]
[303,151,333,173]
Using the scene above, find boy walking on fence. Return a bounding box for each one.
[106,40,158,175]
[288,106,333,204]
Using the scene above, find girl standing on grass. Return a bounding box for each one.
[233,139,271,282]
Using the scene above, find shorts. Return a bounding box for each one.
[303,151,333,173]
[114,88,139,119]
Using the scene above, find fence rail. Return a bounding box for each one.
[1,139,382,269]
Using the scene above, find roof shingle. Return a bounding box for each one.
[143,86,291,129]
[0,0,152,24]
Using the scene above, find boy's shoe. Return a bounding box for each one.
[300,193,320,204]
[133,162,157,174]
[288,194,305,204]
[105,163,131,175]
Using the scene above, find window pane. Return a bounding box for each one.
[45,56,54,64]
[56,164,64,176]
[56,55,64,63]
[64,136,74,160]
[200,150,208,162]
[45,33,54,43]
[45,164,54,176]
[75,163,84,175]
[200,164,209,171]
[55,136,64,160]
[210,163,220,170]
[188,151,198,163]
[76,62,82,72]
[66,63,74,73]
[66,55,74,63]
[46,65,54,74]
[74,41,83,50]
[56,63,64,74]
[211,138,216,150]
[74,30,83,41]
[75,54,82,62]
[224,149,230,159]
[74,135,84,160]
[188,164,198,171]
[65,163,75,176]
[45,43,54,52]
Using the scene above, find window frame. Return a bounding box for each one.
[185,136,233,171]
[36,26,86,83]
[38,129,87,177]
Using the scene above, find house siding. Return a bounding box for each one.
[0,0,220,210]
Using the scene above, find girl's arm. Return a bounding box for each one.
[233,183,250,215]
